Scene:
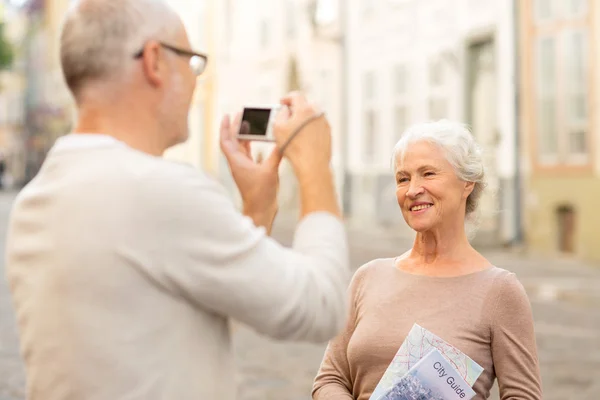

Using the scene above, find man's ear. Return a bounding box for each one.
[141,41,163,88]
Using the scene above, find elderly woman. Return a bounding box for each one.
[312,120,542,400]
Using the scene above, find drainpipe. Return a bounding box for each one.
[311,0,349,215]
[513,0,523,245]
[339,0,350,216]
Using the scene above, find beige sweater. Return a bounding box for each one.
[5,134,350,400]
[313,258,542,400]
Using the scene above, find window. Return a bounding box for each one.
[392,65,409,145]
[393,106,407,138]
[315,0,338,25]
[566,0,587,17]
[428,98,447,120]
[428,58,448,120]
[362,0,374,17]
[429,60,443,87]
[394,65,407,95]
[388,0,410,8]
[9,95,19,123]
[364,71,375,100]
[536,0,553,20]
[536,36,558,158]
[535,0,587,21]
[259,19,269,48]
[534,19,590,165]
[564,30,588,158]
[285,0,296,39]
[364,110,377,163]
[0,97,6,124]
[363,71,377,164]
[225,0,233,46]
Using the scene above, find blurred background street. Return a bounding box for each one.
[0,0,599,399]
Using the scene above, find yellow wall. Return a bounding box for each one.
[43,0,218,171]
[525,177,600,262]
[519,0,600,264]
[595,0,600,177]
[202,0,217,174]
[44,0,71,75]
[162,0,217,173]
[45,0,75,120]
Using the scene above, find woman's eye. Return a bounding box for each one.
[424,172,435,177]
[398,177,409,183]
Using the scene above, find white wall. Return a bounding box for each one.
[345,0,517,241]
[163,0,208,169]
[347,0,514,171]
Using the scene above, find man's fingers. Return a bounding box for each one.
[231,112,253,159]
[274,105,291,125]
[219,115,235,157]
[279,93,321,126]
[232,111,242,134]
[240,140,252,159]
[280,91,308,109]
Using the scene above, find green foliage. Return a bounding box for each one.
[0,23,14,70]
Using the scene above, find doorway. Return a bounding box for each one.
[466,38,500,243]
[556,205,576,253]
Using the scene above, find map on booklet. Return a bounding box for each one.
[377,348,476,400]
[369,323,484,400]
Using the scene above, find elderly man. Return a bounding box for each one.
[5,0,349,399]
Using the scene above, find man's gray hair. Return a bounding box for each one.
[391,119,487,216]
[60,0,181,98]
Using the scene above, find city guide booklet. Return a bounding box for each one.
[370,324,484,400]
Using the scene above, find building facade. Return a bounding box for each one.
[519,0,600,262]
[343,0,520,245]
[0,2,28,187]
[211,0,345,210]
[17,0,73,185]
[163,0,215,174]
[13,0,216,184]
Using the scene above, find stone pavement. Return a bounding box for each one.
[0,192,599,399]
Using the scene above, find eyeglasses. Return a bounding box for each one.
[134,42,208,76]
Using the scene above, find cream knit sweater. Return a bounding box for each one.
[6,134,350,400]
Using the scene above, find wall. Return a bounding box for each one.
[519,0,600,262]
[526,177,600,261]
[163,0,212,171]
[344,0,518,244]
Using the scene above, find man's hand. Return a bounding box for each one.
[273,92,331,174]
[220,113,282,234]
[272,92,341,219]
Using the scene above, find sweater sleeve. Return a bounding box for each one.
[135,168,350,343]
[490,273,543,400]
[312,266,367,399]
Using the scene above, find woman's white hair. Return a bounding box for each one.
[391,119,487,217]
[60,0,181,98]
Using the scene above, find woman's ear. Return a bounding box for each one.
[464,181,475,198]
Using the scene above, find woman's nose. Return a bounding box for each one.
[406,180,424,198]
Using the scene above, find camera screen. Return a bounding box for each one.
[239,108,272,136]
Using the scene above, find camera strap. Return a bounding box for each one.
[278,112,326,155]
